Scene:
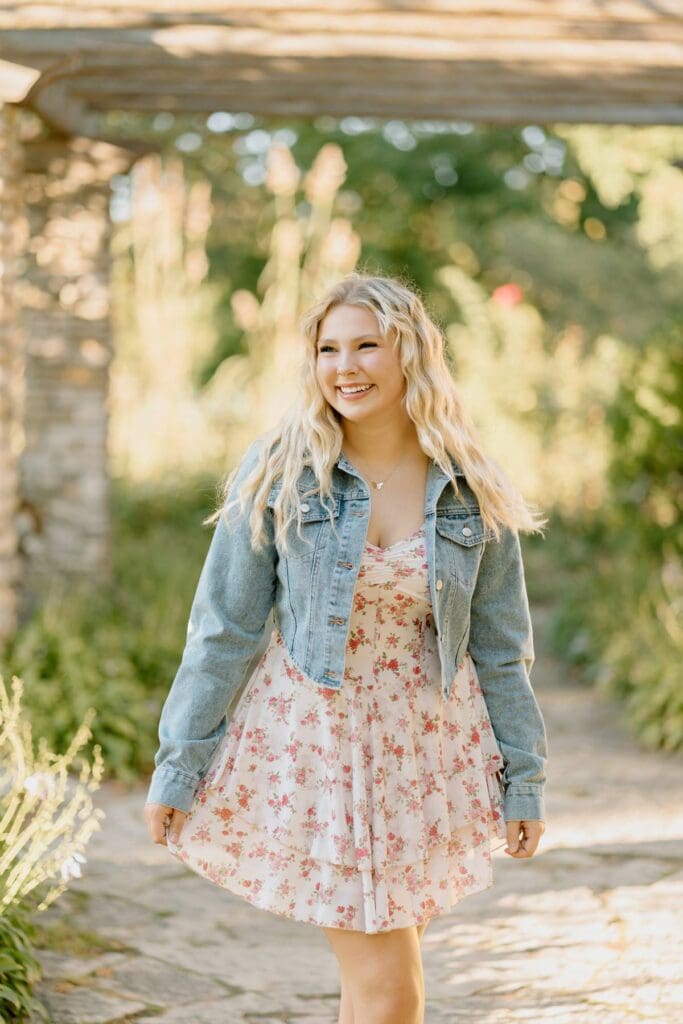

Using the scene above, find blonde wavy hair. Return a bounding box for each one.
[205,272,547,553]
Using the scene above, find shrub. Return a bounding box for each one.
[551,321,683,748]
[0,674,104,1021]
[0,474,215,783]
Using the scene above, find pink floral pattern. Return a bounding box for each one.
[167,527,508,933]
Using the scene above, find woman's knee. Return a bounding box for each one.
[358,977,424,1024]
[345,948,423,1020]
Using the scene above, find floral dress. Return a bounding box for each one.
[167,525,508,933]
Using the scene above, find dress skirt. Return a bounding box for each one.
[167,525,508,933]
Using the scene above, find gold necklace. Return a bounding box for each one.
[345,448,409,490]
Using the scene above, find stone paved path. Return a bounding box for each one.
[29,606,683,1023]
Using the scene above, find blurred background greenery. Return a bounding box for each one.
[1,114,681,783]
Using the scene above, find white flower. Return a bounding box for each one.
[59,852,87,882]
[23,772,56,800]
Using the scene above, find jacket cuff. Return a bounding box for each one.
[146,768,198,813]
[503,784,545,822]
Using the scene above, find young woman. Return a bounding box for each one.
[144,272,548,1024]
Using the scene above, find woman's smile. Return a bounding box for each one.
[337,383,376,400]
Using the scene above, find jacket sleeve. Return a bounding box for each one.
[146,439,277,813]
[467,524,548,822]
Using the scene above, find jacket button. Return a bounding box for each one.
[461,525,472,536]
[301,503,310,512]
[435,579,443,590]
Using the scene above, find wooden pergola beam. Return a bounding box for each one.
[0,2,681,134]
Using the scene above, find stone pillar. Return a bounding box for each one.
[0,105,25,640]
[17,131,135,618]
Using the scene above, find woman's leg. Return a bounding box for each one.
[328,920,430,1024]
[337,967,355,1024]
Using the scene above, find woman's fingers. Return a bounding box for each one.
[143,802,170,846]
[525,821,545,856]
[504,819,545,858]
[166,808,187,844]
[143,803,187,847]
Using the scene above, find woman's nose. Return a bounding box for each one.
[336,358,358,375]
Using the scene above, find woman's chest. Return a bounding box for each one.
[364,460,430,549]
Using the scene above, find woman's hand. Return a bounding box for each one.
[504,819,545,858]
[144,802,187,847]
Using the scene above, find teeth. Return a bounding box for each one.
[339,384,372,394]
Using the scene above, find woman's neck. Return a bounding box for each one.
[342,425,422,467]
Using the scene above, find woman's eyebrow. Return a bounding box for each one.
[317,334,380,345]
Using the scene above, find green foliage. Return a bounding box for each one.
[550,321,683,749]
[0,475,218,783]
[107,112,679,376]
[0,898,49,1022]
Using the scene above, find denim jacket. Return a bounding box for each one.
[147,437,548,822]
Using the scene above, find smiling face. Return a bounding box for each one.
[315,304,406,424]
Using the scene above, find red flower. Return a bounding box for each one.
[492,283,523,308]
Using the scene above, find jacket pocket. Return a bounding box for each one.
[435,508,494,587]
[268,490,340,562]
[435,506,494,545]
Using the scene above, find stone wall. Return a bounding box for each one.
[0,105,25,639]
[14,126,134,620]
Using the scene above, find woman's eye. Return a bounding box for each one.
[318,342,376,353]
